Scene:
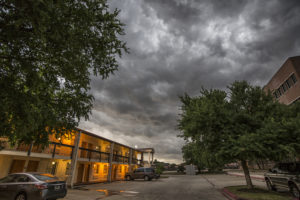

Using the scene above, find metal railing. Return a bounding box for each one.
[79,147,110,162]
[113,154,129,163]
[0,141,74,158]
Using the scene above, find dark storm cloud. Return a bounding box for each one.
[79,0,300,163]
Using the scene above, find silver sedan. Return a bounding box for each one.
[0,173,67,200]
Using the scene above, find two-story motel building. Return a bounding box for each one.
[0,128,155,187]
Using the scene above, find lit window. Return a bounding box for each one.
[93,164,100,174]
[119,166,122,173]
[65,162,71,175]
[103,165,108,174]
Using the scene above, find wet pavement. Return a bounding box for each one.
[62,174,267,200]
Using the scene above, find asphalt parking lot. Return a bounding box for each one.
[62,174,267,200]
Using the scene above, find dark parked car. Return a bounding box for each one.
[125,167,157,181]
[264,162,300,199]
[0,173,67,200]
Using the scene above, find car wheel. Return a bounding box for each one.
[290,183,300,199]
[126,175,131,181]
[266,179,276,191]
[144,175,150,181]
[15,193,26,200]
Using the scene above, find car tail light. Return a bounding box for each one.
[35,184,48,190]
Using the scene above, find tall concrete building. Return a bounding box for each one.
[264,56,300,105]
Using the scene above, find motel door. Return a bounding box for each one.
[77,164,84,183]
[112,165,117,181]
[9,159,26,173]
[84,164,90,182]
[26,160,39,172]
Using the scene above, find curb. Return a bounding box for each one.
[226,172,265,181]
[222,188,298,200]
[221,188,248,200]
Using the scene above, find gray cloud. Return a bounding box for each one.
[79,0,300,163]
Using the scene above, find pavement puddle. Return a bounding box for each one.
[95,189,139,199]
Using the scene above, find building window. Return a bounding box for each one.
[281,84,286,92]
[65,162,71,175]
[95,146,100,151]
[119,166,122,173]
[49,161,57,175]
[103,165,108,174]
[285,81,290,89]
[93,164,100,174]
[277,89,282,96]
[291,73,297,83]
[288,77,295,87]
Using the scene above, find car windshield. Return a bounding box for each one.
[32,174,58,181]
[288,163,300,173]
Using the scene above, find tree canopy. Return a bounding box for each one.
[178,81,300,188]
[0,0,128,144]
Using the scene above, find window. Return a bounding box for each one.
[281,84,286,92]
[285,80,291,88]
[145,168,154,172]
[278,163,288,173]
[103,165,108,174]
[119,166,122,173]
[291,73,297,83]
[32,174,58,181]
[65,162,71,175]
[93,164,100,174]
[15,175,31,182]
[288,77,295,87]
[136,168,144,173]
[95,146,100,151]
[277,89,282,96]
[0,175,17,183]
[49,162,58,175]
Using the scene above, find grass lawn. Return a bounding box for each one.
[225,186,293,200]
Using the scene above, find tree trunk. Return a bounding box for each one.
[241,160,253,189]
[256,160,261,169]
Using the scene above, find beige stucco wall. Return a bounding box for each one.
[0,155,13,178]
[0,155,70,180]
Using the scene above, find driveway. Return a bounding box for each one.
[63,174,266,200]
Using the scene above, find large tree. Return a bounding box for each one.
[178,81,299,189]
[0,0,128,144]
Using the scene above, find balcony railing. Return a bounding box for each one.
[0,141,74,159]
[113,154,130,163]
[132,158,143,164]
[79,147,110,162]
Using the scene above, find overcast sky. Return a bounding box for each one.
[79,0,300,164]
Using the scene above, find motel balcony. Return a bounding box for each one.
[0,139,74,160]
[78,147,110,163]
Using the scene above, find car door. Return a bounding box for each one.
[0,174,18,200]
[275,163,290,188]
[14,174,36,199]
[134,168,144,179]
[268,165,279,185]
